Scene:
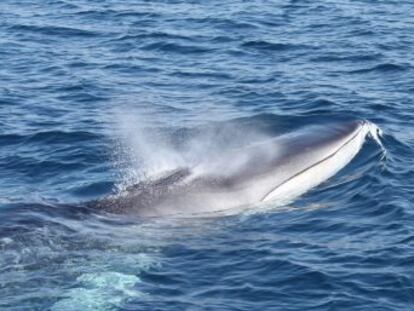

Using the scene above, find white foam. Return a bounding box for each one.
[366,121,386,158]
[51,272,142,311]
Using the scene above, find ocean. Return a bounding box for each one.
[1,0,414,310]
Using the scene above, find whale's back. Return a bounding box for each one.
[89,120,378,217]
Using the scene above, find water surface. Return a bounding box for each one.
[1,0,414,310]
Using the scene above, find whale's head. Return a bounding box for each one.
[257,119,384,203]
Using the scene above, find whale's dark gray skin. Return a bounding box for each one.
[89,120,383,218]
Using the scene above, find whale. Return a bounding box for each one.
[90,120,384,218]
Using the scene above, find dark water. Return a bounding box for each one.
[1,0,414,310]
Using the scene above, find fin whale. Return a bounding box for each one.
[90,120,383,218]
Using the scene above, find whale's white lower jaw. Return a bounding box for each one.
[261,122,371,204]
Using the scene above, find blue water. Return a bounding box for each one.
[1,0,414,310]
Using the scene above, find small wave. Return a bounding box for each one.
[2,156,87,173]
[114,11,161,19]
[237,76,276,84]
[142,42,213,54]
[110,31,193,43]
[8,24,101,38]
[25,130,102,145]
[169,70,233,80]
[349,63,409,74]
[241,40,307,52]
[49,0,80,10]
[0,133,26,146]
[69,181,114,198]
[185,17,258,30]
[311,53,382,62]
[104,63,161,73]
[210,35,236,43]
